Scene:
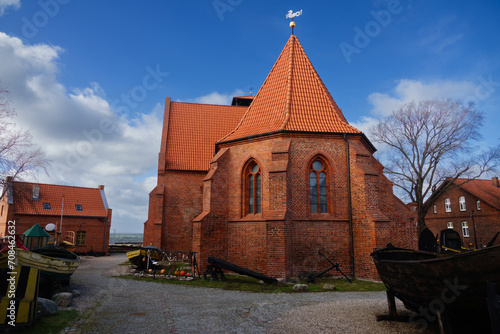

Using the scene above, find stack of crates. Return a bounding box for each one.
[0,265,40,329]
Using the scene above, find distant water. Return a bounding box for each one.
[109,233,143,245]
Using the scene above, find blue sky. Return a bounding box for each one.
[0,0,499,232]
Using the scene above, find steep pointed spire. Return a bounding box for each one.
[219,35,360,143]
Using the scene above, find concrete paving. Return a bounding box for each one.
[61,253,437,334]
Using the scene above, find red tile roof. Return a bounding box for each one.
[220,35,360,143]
[164,102,247,171]
[454,178,500,210]
[11,181,108,217]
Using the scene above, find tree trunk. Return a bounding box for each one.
[416,212,427,237]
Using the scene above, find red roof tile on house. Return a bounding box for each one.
[11,182,108,217]
[164,102,247,171]
[454,177,500,210]
[220,35,360,143]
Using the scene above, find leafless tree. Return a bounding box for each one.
[370,98,500,235]
[0,87,47,187]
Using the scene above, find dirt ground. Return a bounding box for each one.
[61,253,438,334]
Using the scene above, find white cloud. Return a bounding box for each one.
[0,32,163,233]
[0,0,20,16]
[142,176,157,193]
[368,79,476,116]
[184,89,245,105]
[352,78,478,140]
[418,15,463,54]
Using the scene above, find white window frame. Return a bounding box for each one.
[459,196,466,211]
[477,200,481,211]
[433,204,437,214]
[461,222,469,237]
[447,222,453,229]
[445,198,451,212]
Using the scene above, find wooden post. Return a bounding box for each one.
[386,290,397,317]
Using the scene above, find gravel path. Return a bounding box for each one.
[60,253,438,334]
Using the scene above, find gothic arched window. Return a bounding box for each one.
[310,158,328,213]
[246,162,261,214]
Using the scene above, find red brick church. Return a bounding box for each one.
[143,34,416,280]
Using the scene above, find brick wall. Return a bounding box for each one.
[143,184,164,247]
[192,148,231,272]
[1,183,112,254]
[0,195,13,238]
[145,129,416,280]
[191,133,416,280]
[0,211,111,254]
[291,220,351,277]
[144,170,206,251]
[425,185,500,247]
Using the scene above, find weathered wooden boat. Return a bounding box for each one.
[16,245,81,285]
[371,244,500,333]
[126,245,163,270]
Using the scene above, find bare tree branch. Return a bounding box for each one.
[0,86,48,187]
[370,98,500,235]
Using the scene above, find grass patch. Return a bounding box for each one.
[331,278,386,292]
[116,273,385,293]
[119,261,132,266]
[15,310,79,334]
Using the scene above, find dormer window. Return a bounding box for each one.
[75,204,83,211]
[43,202,51,210]
[32,185,40,200]
[477,200,481,211]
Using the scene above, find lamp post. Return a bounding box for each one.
[57,194,65,245]
[471,209,478,249]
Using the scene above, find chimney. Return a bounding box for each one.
[32,184,40,200]
[493,177,499,187]
[98,185,105,190]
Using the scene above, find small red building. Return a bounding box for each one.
[0,178,112,254]
[424,177,500,248]
[144,35,417,280]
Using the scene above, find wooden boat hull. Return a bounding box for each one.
[16,248,81,284]
[127,248,163,269]
[371,245,500,332]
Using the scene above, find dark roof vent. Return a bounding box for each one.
[231,96,254,107]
